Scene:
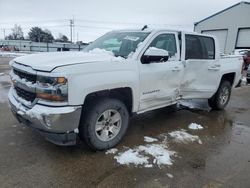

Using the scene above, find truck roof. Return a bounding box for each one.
[111,28,201,35]
[111,28,181,33]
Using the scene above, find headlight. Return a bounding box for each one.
[36,76,68,102]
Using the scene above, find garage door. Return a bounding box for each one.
[236,28,250,48]
[202,30,228,53]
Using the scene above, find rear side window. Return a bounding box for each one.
[185,35,215,60]
[202,37,215,59]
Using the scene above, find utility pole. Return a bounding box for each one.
[70,19,74,43]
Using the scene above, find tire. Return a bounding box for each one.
[79,98,129,151]
[208,81,232,110]
[247,79,250,84]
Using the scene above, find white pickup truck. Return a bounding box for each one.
[8,29,243,150]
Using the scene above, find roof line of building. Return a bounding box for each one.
[194,1,250,26]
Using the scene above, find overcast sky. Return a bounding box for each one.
[0,0,244,42]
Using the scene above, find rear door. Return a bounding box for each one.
[180,32,221,99]
[138,32,184,112]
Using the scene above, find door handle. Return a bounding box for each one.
[172,67,181,72]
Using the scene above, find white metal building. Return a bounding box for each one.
[194,1,250,54]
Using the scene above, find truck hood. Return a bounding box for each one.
[12,51,121,72]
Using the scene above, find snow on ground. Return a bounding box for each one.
[169,129,202,144]
[0,73,4,76]
[144,136,158,143]
[107,126,203,168]
[166,173,174,178]
[138,144,175,166]
[0,51,29,58]
[114,149,149,166]
[188,123,204,130]
[114,144,175,167]
[105,148,118,155]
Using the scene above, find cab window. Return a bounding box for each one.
[148,34,177,57]
[185,35,215,60]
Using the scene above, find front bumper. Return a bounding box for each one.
[8,89,82,146]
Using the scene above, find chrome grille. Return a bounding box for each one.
[14,86,36,102]
[13,68,36,83]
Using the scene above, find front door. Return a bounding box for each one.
[139,32,184,112]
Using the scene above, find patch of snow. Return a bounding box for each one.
[89,48,125,61]
[74,128,79,134]
[114,149,149,166]
[166,173,174,178]
[0,51,28,57]
[112,144,176,168]
[144,136,158,143]
[169,129,202,144]
[188,123,204,130]
[144,164,153,168]
[138,144,175,166]
[105,148,118,155]
[0,73,4,76]
[89,48,114,56]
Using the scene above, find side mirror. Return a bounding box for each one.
[142,47,169,64]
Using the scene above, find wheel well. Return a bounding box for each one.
[221,73,235,86]
[83,88,133,115]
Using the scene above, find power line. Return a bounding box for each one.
[2,25,69,30]
[0,19,68,25]
[0,18,193,28]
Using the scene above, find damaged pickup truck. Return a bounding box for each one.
[8,29,243,150]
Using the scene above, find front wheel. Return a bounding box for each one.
[208,81,232,110]
[79,98,129,151]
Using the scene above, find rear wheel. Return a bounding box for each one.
[208,81,232,110]
[79,98,129,151]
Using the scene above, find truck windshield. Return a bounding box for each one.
[84,32,150,58]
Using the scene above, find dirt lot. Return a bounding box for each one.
[0,57,250,188]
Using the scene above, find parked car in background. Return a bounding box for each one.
[234,49,250,70]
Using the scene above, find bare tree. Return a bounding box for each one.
[5,24,24,40]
